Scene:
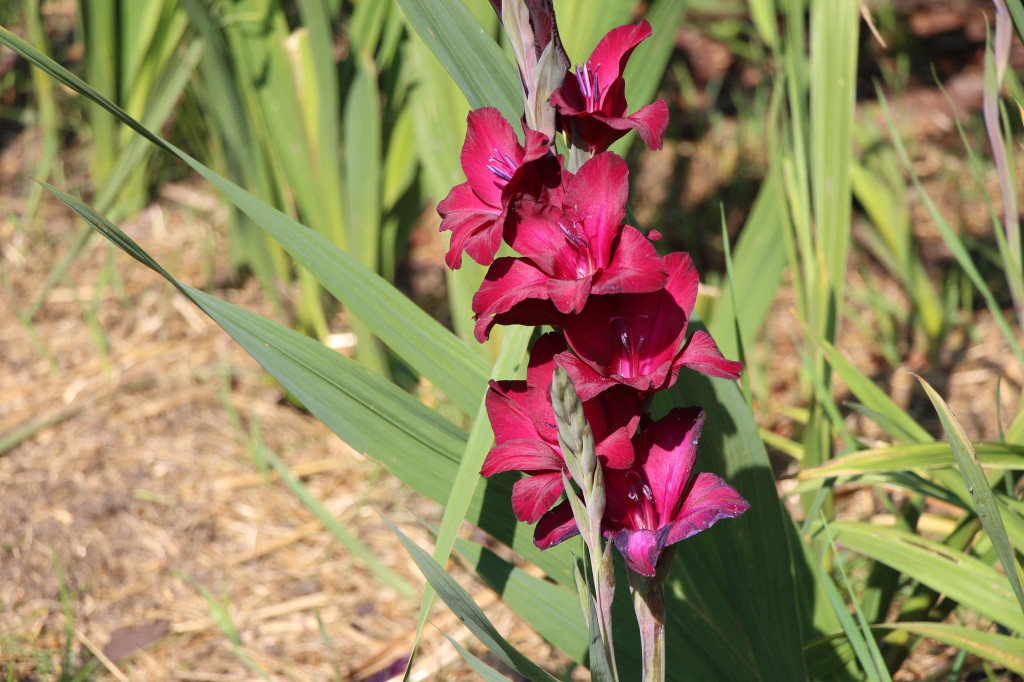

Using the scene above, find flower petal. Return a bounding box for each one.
[437,183,501,269]
[480,440,562,476]
[462,107,523,206]
[485,379,536,445]
[473,257,552,321]
[554,348,621,401]
[563,152,629,265]
[591,225,666,296]
[679,330,743,380]
[636,407,704,524]
[586,20,653,94]
[599,99,669,151]
[534,499,580,548]
[608,527,664,577]
[473,297,561,343]
[511,472,565,523]
[664,472,749,546]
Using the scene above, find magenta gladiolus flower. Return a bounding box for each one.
[550,20,669,153]
[603,407,749,576]
[480,333,643,547]
[556,251,743,400]
[438,107,560,269]
[472,152,665,341]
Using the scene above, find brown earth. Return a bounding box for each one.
[0,133,574,680]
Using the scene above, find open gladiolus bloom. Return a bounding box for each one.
[438,8,750,680]
[603,408,750,576]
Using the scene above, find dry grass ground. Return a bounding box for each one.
[0,134,573,680]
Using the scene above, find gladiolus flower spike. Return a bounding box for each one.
[443,8,748,679]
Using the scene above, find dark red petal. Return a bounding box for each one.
[473,257,551,320]
[485,379,536,446]
[609,527,663,577]
[504,198,571,275]
[462,107,524,207]
[438,183,501,269]
[554,349,620,401]
[524,333,567,442]
[587,20,653,90]
[679,330,743,380]
[480,440,562,476]
[663,251,699,317]
[598,100,670,151]
[511,472,565,523]
[522,126,552,162]
[594,425,635,469]
[627,100,669,150]
[636,408,704,524]
[545,277,592,314]
[563,152,629,265]
[664,472,749,546]
[534,499,580,548]
[591,225,667,296]
[474,298,561,343]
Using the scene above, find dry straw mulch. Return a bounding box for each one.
[0,138,572,681]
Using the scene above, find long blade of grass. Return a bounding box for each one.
[408,326,531,672]
[439,631,512,681]
[343,46,388,374]
[707,167,788,361]
[454,538,589,664]
[831,521,1024,632]
[874,622,1024,675]
[0,26,491,415]
[819,521,892,682]
[916,374,1024,615]
[799,441,1024,479]
[396,0,520,122]
[389,521,560,682]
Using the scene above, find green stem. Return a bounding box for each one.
[628,554,671,682]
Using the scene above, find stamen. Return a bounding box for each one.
[486,149,519,183]
[573,62,602,112]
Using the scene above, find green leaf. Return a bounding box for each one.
[409,326,531,673]
[830,521,1024,632]
[396,0,520,122]
[0,25,492,416]
[916,375,1024,616]
[799,441,1024,479]
[389,521,560,682]
[707,167,788,362]
[454,538,588,664]
[654,370,808,681]
[439,631,512,681]
[874,621,1024,675]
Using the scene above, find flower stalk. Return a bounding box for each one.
[627,549,673,682]
[551,366,619,680]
